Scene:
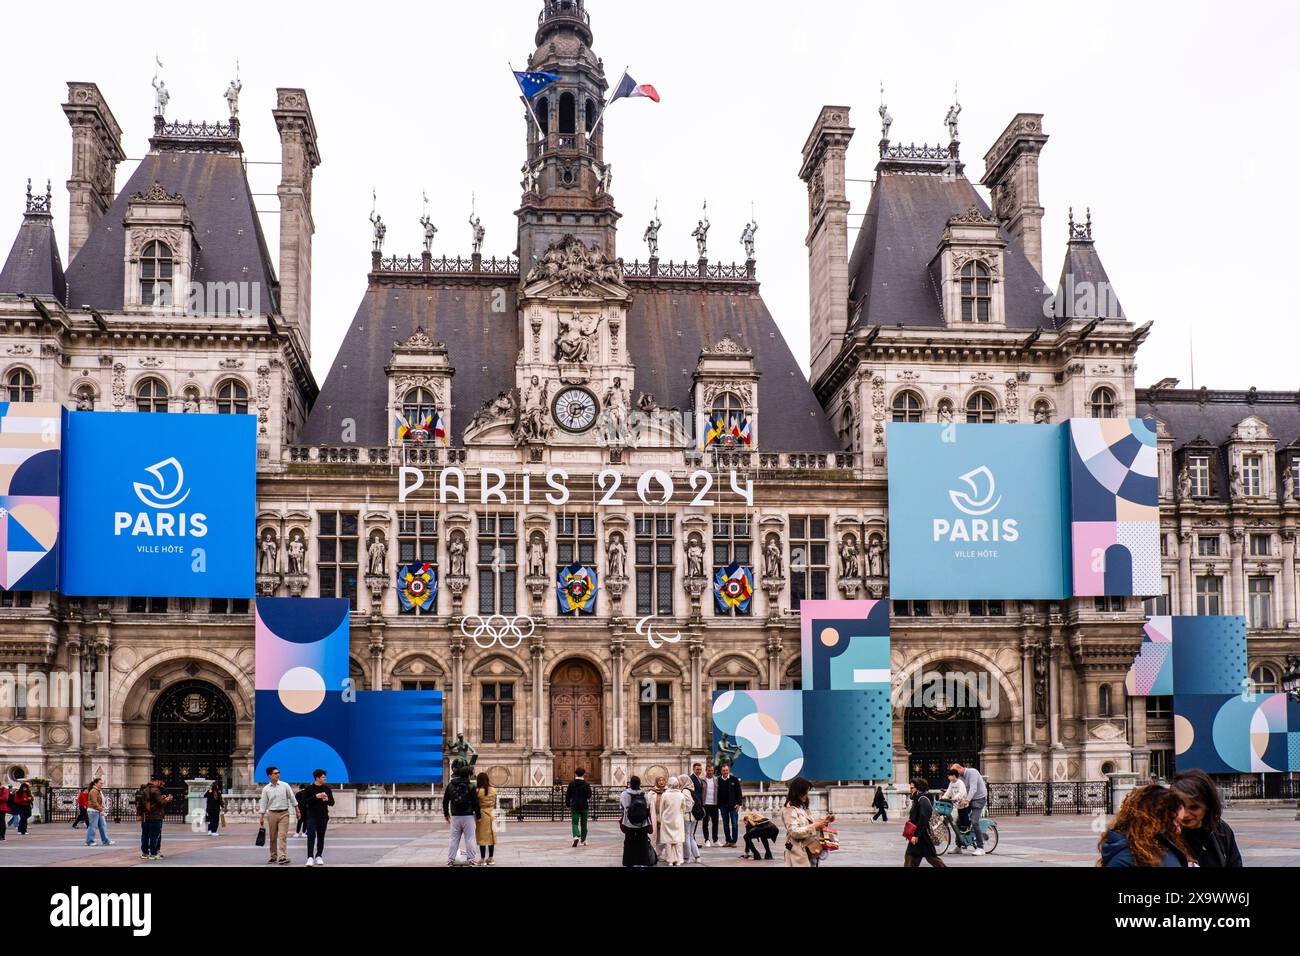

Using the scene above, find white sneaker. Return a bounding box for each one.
[315,856,324,865]
[973,848,986,856]
[306,857,314,866]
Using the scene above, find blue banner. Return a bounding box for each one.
[60,411,256,598]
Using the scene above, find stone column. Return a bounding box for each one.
[450,637,465,737]
[1177,531,1192,615]
[1020,633,1035,747]
[688,640,703,750]
[765,630,782,689]
[1047,635,1062,751]
[609,637,625,752]
[530,639,546,755]
[1282,530,1297,626]
[369,627,384,691]
[1229,529,1245,616]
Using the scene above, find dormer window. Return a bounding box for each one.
[136,378,169,413]
[217,380,249,415]
[6,368,35,403]
[1241,454,1262,497]
[891,390,923,423]
[960,261,991,323]
[1089,386,1117,419]
[140,240,174,307]
[965,392,997,424]
[707,391,752,447]
[1187,454,1211,497]
[401,387,438,443]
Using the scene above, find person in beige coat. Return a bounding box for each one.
[475,773,497,866]
[782,776,835,867]
[657,776,691,866]
[650,775,669,859]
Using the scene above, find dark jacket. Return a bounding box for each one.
[873,788,888,810]
[716,774,743,809]
[689,773,705,807]
[142,785,168,822]
[1183,820,1243,868]
[564,778,592,812]
[906,794,938,857]
[205,791,223,815]
[1099,829,1188,868]
[301,784,335,819]
[442,777,481,819]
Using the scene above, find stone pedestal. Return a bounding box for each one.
[525,574,550,612]
[1107,771,1139,814]
[683,575,708,620]
[255,573,281,597]
[838,578,862,599]
[185,777,213,828]
[283,573,308,598]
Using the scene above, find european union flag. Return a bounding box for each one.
[514,70,562,99]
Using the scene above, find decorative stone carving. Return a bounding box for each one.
[685,533,705,580]
[701,380,755,407]
[606,531,627,579]
[515,375,553,446]
[447,532,468,579]
[553,312,603,364]
[839,533,861,579]
[256,364,271,436]
[258,528,279,575]
[111,363,127,408]
[366,532,387,577]
[286,530,307,575]
[762,532,783,579]
[466,390,518,440]
[871,376,885,445]
[526,531,547,579]
[525,234,622,293]
[1004,376,1020,422]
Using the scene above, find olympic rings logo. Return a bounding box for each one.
[459,615,536,649]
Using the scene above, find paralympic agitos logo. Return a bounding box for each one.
[113,457,208,537]
[932,465,1019,543]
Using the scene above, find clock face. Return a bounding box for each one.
[553,387,598,433]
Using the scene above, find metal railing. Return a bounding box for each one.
[986,781,1111,816]
[45,787,188,823]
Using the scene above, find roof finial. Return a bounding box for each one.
[1068,205,1093,241]
[878,82,892,141]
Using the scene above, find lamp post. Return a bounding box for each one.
[1283,656,1300,821]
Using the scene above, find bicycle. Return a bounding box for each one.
[930,796,998,855]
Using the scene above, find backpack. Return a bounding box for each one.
[135,786,150,816]
[447,779,475,816]
[625,791,650,827]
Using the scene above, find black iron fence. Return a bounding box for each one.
[986,781,1111,816]
[1215,776,1300,801]
[45,787,187,824]
[492,786,625,821]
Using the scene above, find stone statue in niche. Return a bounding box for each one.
[367,534,387,577]
[937,402,954,424]
[867,534,887,577]
[1283,464,1295,500]
[448,534,467,578]
[1178,463,1192,499]
[515,375,551,445]
[1229,466,1243,499]
[686,535,705,579]
[839,534,861,579]
[258,529,278,575]
[182,391,199,414]
[762,534,783,579]
[526,532,547,578]
[1033,402,1050,424]
[287,531,307,575]
[554,312,602,364]
[607,531,627,578]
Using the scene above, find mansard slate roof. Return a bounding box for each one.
[846,174,1052,332]
[1055,233,1124,320]
[0,208,66,302]
[301,280,841,451]
[1137,387,1300,501]
[64,150,279,313]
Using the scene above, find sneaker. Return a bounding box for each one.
[278,858,291,865]
[972,848,986,856]
[315,856,324,865]
[267,858,278,864]
[104,841,116,847]
[572,838,579,847]
[141,853,151,860]
[580,840,587,847]
[306,858,314,866]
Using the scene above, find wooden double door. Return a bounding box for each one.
[550,658,602,784]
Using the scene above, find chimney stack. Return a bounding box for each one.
[272,88,321,359]
[981,113,1049,278]
[800,106,854,386]
[62,82,125,261]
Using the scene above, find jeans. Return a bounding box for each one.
[305,815,328,858]
[570,809,588,841]
[684,818,700,860]
[967,799,986,849]
[702,805,719,843]
[17,811,29,835]
[447,815,478,864]
[721,807,739,844]
[143,818,162,856]
[85,808,111,846]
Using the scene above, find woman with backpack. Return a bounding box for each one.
[619,775,654,867]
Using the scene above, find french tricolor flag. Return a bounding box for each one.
[611,71,660,104]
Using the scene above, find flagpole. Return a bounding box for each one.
[590,66,627,137]
[510,62,546,138]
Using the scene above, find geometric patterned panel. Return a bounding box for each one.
[0,402,62,591]
[1175,693,1300,773]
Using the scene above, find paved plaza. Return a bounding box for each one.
[6,807,1298,867]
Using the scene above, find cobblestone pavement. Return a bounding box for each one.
[5,807,1297,867]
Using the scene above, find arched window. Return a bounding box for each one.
[140,240,174,307]
[400,387,438,443]
[558,92,576,134]
[584,98,597,133]
[216,380,249,415]
[891,390,923,423]
[135,378,169,413]
[1089,386,1117,419]
[537,98,551,135]
[6,368,35,403]
[965,392,997,424]
[960,261,991,323]
[1098,684,1113,717]
[1251,664,1278,693]
[708,391,750,447]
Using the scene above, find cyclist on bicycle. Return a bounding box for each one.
[939,769,969,849]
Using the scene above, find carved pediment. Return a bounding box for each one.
[1229,415,1273,444]
[523,234,626,297]
[132,180,185,204]
[702,333,753,357]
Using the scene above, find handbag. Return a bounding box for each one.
[219,811,227,829]
[255,826,266,847]
[902,820,917,840]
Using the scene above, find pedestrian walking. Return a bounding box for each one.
[475,772,497,866]
[740,811,779,860]
[717,763,744,847]
[650,775,668,859]
[687,762,706,857]
[301,769,334,866]
[295,782,310,838]
[657,776,689,866]
[204,781,223,836]
[618,775,654,867]
[782,776,834,867]
[13,783,34,836]
[871,785,889,822]
[140,777,171,860]
[84,778,112,847]
[564,767,592,847]
[258,766,298,865]
[949,762,988,856]
[0,781,10,841]
[699,762,720,847]
[1098,784,1190,867]
[903,778,945,868]
[1171,769,1242,867]
[72,785,90,829]
[442,766,481,866]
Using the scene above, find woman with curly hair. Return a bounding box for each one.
[1098,784,1191,867]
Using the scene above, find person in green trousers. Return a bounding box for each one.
[564,768,593,847]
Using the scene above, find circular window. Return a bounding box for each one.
[8,766,26,782]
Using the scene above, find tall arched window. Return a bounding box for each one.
[965,392,997,424]
[1251,664,1278,693]
[216,380,249,414]
[6,368,35,403]
[558,92,576,134]
[960,261,991,323]
[584,98,597,133]
[401,387,437,442]
[891,390,924,423]
[135,378,169,413]
[140,240,174,307]
[708,391,750,447]
[1089,386,1117,419]
[537,98,551,135]
[1098,684,1113,717]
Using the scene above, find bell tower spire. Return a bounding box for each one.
[517,0,620,276]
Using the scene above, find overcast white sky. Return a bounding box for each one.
[2,0,1296,390]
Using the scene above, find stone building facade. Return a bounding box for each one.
[0,0,1294,796]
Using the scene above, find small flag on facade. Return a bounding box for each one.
[610,71,660,104]
[514,70,562,99]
